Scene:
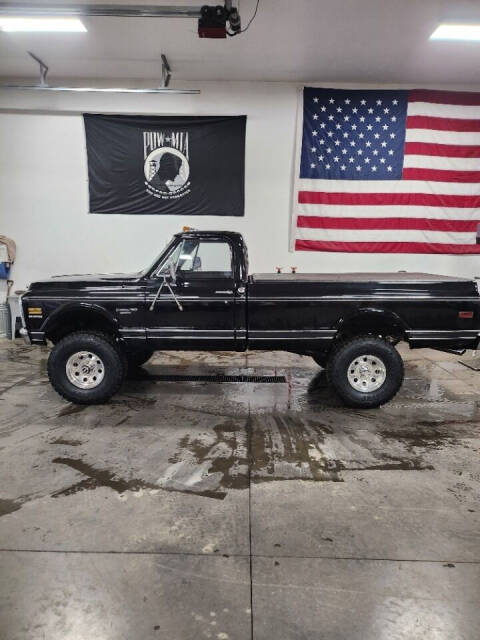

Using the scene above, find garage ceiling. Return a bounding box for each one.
[1,0,480,84]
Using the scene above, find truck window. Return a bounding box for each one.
[178,240,232,278]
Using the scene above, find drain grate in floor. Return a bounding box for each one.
[138,374,287,383]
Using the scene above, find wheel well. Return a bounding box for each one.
[335,311,406,343]
[44,309,118,344]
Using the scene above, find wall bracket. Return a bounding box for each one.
[27,51,49,87]
[160,54,171,88]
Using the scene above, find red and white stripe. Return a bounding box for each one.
[294,89,480,253]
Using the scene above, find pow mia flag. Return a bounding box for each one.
[83,114,246,216]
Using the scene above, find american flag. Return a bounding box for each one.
[292,87,480,254]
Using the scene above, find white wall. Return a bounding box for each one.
[2,80,480,290]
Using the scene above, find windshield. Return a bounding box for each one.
[138,238,177,277]
[156,241,185,275]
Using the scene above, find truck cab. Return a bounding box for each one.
[143,231,247,351]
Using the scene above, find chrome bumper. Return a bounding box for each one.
[19,328,31,345]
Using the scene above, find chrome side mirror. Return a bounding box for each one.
[149,263,183,312]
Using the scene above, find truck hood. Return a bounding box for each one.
[29,272,142,289]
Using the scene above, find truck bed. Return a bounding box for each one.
[250,272,472,283]
[248,271,478,304]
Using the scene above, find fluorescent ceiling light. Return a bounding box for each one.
[0,17,87,32]
[430,23,480,41]
[0,85,200,93]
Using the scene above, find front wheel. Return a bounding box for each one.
[326,335,404,408]
[47,331,126,404]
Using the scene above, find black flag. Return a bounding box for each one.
[83,114,246,216]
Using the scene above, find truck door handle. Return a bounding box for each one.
[215,290,233,295]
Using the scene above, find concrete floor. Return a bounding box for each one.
[0,339,480,639]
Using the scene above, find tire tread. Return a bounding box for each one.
[47,331,126,404]
[326,334,404,408]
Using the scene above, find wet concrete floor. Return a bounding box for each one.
[0,339,479,639]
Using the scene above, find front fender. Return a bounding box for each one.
[41,301,119,333]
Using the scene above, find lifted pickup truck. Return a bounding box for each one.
[20,229,480,407]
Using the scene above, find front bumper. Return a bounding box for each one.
[19,328,31,345]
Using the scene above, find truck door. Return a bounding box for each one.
[145,236,237,350]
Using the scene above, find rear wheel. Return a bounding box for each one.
[47,331,126,404]
[125,348,155,369]
[326,335,404,408]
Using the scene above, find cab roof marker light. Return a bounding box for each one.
[430,24,480,41]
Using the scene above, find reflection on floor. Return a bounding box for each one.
[0,339,479,639]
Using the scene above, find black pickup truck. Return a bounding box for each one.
[20,229,480,407]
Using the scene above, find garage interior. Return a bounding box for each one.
[1,1,480,638]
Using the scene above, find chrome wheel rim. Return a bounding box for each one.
[66,351,105,389]
[347,354,386,393]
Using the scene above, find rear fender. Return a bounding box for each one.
[335,307,408,338]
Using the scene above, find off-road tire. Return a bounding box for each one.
[47,331,126,404]
[125,348,155,369]
[326,335,404,408]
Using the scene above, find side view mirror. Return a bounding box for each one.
[150,262,183,312]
